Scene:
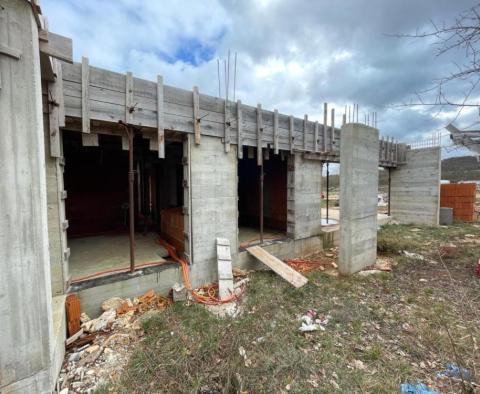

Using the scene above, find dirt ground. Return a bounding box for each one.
[82,223,480,394]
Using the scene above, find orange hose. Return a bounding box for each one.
[158,238,245,305]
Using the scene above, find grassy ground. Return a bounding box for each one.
[100,223,480,393]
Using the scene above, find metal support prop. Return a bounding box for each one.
[326,162,330,223]
[119,121,135,273]
[259,151,264,244]
[387,167,391,216]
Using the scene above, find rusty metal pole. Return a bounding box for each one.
[259,153,264,244]
[119,121,135,273]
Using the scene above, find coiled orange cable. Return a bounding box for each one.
[158,238,245,305]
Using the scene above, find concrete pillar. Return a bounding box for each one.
[188,135,238,287]
[339,124,379,274]
[0,1,54,392]
[287,153,322,240]
[390,147,441,226]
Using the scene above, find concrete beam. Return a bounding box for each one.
[339,124,379,274]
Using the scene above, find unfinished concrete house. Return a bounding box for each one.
[0,1,442,392]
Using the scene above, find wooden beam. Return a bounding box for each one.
[81,57,90,133]
[39,32,73,63]
[257,103,263,166]
[237,100,243,159]
[125,72,133,124]
[303,114,308,151]
[40,52,55,82]
[247,246,308,288]
[57,61,65,128]
[157,75,165,158]
[289,115,294,154]
[193,86,200,144]
[48,60,64,157]
[273,109,279,154]
[314,121,319,152]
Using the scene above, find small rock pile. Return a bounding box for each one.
[57,290,171,393]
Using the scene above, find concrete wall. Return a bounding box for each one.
[188,136,238,287]
[287,154,322,239]
[0,1,54,391]
[339,124,379,274]
[390,147,441,226]
[77,266,181,317]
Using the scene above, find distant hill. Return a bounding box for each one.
[441,156,480,181]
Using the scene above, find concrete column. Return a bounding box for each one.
[339,124,379,274]
[390,147,441,226]
[0,1,54,392]
[287,153,322,240]
[188,136,238,287]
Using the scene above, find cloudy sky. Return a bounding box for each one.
[42,0,479,157]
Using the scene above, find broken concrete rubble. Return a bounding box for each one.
[60,289,171,392]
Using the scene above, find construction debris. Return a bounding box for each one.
[60,289,171,393]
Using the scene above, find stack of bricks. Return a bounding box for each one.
[440,183,477,222]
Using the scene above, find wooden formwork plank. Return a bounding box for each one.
[247,246,308,288]
[323,103,327,152]
[81,56,90,133]
[224,100,230,153]
[125,71,133,124]
[193,86,201,144]
[257,103,263,166]
[273,109,279,154]
[48,60,62,157]
[303,114,308,151]
[237,100,243,159]
[289,115,294,153]
[330,108,335,151]
[157,75,165,158]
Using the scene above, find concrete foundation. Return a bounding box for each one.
[73,265,181,318]
[339,124,379,274]
[390,147,441,226]
[188,135,238,287]
[287,154,322,239]
[0,1,55,391]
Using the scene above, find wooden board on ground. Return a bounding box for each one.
[247,246,308,288]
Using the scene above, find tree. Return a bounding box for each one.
[397,3,480,110]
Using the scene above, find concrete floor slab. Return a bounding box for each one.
[69,233,169,280]
[238,226,286,248]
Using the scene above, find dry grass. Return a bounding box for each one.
[99,223,480,393]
